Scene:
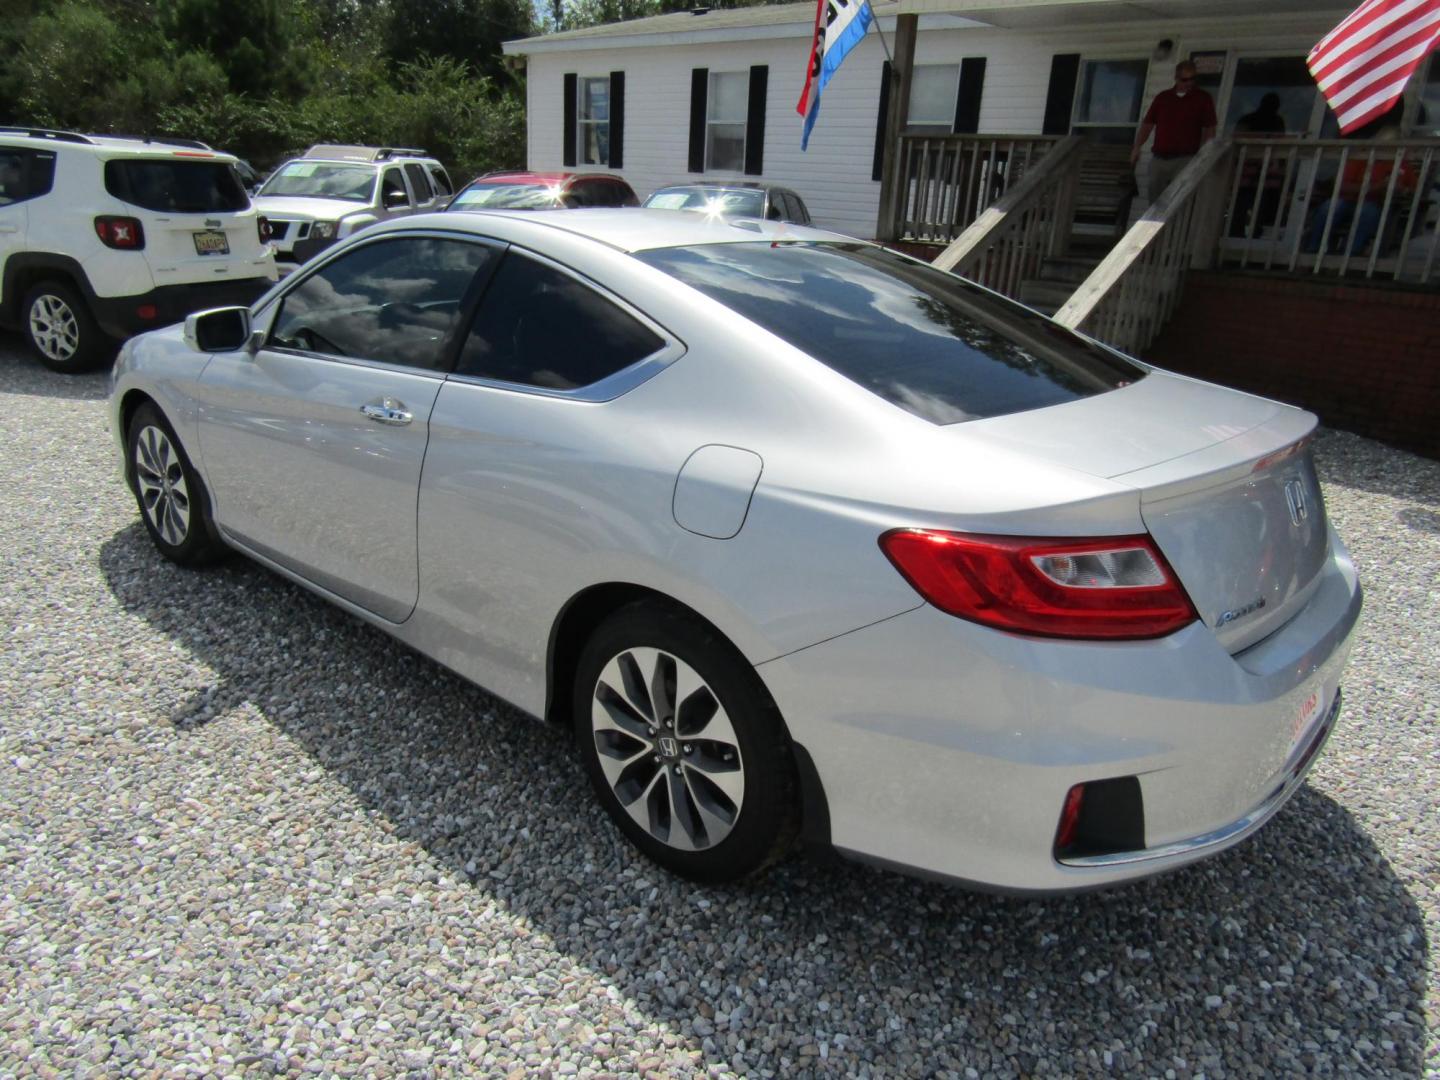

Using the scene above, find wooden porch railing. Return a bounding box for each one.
[892,133,1064,244]
[930,134,1085,297]
[1053,138,1233,356]
[1218,135,1440,285]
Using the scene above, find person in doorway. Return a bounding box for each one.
[1236,92,1286,134]
[1130,61,1217,201]
[1230,92,1288,237]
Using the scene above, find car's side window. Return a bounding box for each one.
[765,195,784,221]
[0,149,55,206]
[455,251,664,391]
[269,237,496,371]
[791,195,812,225]
[404,163,433,204]
[381,168,410,206]
[428,166,452,197]
[562,182,592,208]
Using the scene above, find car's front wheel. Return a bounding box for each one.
[126,402,226,566]
[575,601,799,882]
[23,281,110,372]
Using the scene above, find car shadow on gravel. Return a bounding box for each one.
[98,524,1430,1076]
[0,337,112,401]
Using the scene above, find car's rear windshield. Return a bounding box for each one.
[447,182,560,211]
[644,187,764,218]
[104,159,249,213]
[635,242,1146,425]
[259,162,375,202]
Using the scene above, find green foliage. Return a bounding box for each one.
[2,0,529,180]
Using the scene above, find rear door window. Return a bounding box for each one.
[269,236,497,371]
[456,251,664,390]
[428,166,452,197]
[637,242,1145,424]
[104,159,249,212]
[0,149,55,205]
[404,162,434,203]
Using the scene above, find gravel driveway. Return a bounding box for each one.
[1,340,1435,1078]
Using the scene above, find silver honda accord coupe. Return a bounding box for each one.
[109,209,1362,892]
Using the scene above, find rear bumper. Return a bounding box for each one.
[758,530,1362,893]
[92,278,274,340]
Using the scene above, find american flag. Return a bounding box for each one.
[1308,0,1440,134]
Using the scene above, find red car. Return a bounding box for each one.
[445,171,639,212]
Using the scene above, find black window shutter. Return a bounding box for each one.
[744,65,768,175]
[953,57,986,134]
[563,73,577,167]
[689,68,709,173]
[1042,54,1081,135]
[871,61,892,182]
[608,71,625,169]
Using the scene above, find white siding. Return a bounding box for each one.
[521,13,1344,239]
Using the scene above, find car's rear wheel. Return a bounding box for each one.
[23,281,110,373]
[127,402,225,566]
[574,601,799,882]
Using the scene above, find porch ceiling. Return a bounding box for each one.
[894,0,1354,26]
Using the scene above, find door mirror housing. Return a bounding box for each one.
[184,306,253,353]
[384,188,410,209]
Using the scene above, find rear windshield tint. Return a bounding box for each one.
[636,243,1145,424]
[447,182,561,211]
[104,159,249,213]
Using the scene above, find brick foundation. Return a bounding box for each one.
[1144,272,1439,458]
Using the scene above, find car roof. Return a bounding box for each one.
[0,129,238,162]
[650,182,771,192]
[373,207,850,253]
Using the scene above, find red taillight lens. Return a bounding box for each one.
[257,215,272,242]
[878,529,1197,640]
[1055,784,1086,851]
[94,216,145,250]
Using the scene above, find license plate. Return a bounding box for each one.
[1290,686,1325,748]
[193,230,229,256]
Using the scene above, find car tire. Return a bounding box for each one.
[23,281,111,373]
[126,402,226,567]
[574,601,800,882]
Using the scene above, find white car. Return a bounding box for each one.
[0,127,277,371]
[109,210,1361,891]
[253,145,452,267]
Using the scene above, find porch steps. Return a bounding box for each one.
[1018,249,1108,315]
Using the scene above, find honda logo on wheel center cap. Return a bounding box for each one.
[659,736,678,757]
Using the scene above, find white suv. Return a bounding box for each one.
[253,145,453,266]
[0,128,277,372]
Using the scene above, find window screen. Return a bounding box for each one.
[637,242,1144,425]
[269,237,494,371]
[457,252,664,391]
[707,71,748,171]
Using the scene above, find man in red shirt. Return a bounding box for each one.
[1130,61,1217,202]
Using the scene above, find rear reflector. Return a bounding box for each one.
[1056,784,1086,851]
[878,530,1197,639]
[94,216,145,250]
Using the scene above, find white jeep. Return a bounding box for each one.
[253,145,453,267]
[0,127,277,372]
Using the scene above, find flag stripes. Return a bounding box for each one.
[1307,0,1440,133]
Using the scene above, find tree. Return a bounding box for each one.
[387,0,534,85]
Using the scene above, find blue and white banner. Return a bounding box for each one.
[796,0,875,150]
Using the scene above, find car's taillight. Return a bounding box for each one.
[94,216,145,250]
[878,529,1197,640]
[257,215,272,242]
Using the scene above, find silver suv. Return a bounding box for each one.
[0,127,276,372]
[253,146,453,266]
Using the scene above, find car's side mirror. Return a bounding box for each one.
[184,307,253,353]
[385,189,410,209]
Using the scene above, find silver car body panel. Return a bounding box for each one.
[109,209,1363,892]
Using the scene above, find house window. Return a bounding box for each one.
[707,71,748,172]
[907,64,960,132]
[579,76,610,166]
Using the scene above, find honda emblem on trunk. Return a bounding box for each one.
[1284,479,1308,526]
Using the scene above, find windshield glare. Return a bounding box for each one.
[448,183,562,211]
[636,242,1146,425]
[260,162,375,202]
[644,187,765,218]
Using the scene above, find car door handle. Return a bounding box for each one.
[360,399,413,425]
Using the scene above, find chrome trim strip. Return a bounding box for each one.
[1059,691,1342,869]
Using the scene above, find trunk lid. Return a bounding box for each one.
[959,372,1330,651]
[144,211,267,287]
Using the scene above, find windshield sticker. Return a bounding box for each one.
[647,193,690,209]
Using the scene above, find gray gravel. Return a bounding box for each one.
[0,338,1436,1078]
